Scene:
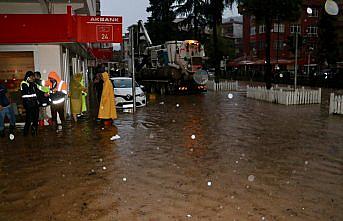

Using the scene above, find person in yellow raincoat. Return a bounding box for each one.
[70,73,85,122]
[98,72,117,121]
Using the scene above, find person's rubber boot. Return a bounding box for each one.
[31,127,38,136]
[0,130,5,138]
[39,120,44,127]
[23,128,29,137]
[48,119,53,126]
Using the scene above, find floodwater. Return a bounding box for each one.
[0,91,342,221]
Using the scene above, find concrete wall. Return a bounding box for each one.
[0,2,87,15]
[36,45,62,79]
[0,3,44,14]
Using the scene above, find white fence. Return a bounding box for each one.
[329,93,343,114]
[206,80,239,91]
[247,86,321,105]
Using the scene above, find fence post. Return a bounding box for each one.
[329,93,335,114]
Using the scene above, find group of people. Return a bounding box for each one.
[21,71,68,136]
[0,69,118,139]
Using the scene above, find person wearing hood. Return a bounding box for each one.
[70,73,85,122]
[98,72,120,140]
[21,71,39,136]
[47,71,67,130]
[34,71,51,126]
[98,72,117,121]
[0,83,16,138]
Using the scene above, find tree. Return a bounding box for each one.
[206,0,234,82]
[174,0,208,41]
[146,0,177,45]
[317,10,340,68]
[237,0,302,89]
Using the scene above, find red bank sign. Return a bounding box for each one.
[77,16,122,43]
[0,11,122,44]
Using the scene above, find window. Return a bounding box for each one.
[273,40,284,50]
[250,26,256,35]
[259,25,266,33]
[308,8,319,17]
[112,79,138,88]
[290,24,301,34]
[307,26,318,36]
[273,23,285,33]
[259,40,265,49]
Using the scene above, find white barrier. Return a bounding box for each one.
[206,80,239,91]
[246,86,321,105]
[329,93,343,114]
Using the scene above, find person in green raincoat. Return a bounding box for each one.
[80,74,87,113]
[70,73,85,122]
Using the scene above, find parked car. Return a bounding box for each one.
[110,77,146,108]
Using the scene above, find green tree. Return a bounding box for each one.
[146,0,177,45]
[317,10,340,68]
[237,0,302,89]
[174,0,208,40]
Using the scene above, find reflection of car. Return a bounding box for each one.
[110,77,146,108]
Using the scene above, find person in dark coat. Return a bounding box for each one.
[21,71,39,136]
[0,83,16,138]
[34,71,51,126]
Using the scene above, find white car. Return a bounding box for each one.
[110,77,146,108]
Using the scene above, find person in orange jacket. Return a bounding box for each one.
[47,71,67,130]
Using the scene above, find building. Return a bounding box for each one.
[0,0,121,117]
[235,0,341,73]
[222,16,243,58]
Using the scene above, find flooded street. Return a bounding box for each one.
[1,91,342,221]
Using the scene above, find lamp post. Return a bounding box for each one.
[307,47,313,76]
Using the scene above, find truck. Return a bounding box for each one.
[131,21,209,94]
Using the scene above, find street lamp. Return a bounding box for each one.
[307,47,314,76]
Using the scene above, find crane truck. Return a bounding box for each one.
[130,20,209,94]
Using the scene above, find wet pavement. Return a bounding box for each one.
[0,91,342,221]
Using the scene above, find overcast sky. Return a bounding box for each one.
[101,0,239,34]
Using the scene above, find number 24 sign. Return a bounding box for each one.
[96,25,113,41]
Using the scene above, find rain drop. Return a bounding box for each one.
[149,133,154,139]
[99,158,103,162]
[160,101,164,105]
[123,177,127,182]
[102,166,107,170]
[156,147,160,150]
[190,148,194,152]
[207,181,212,187]
[191,134,196,140]
[101,128,104,130]
[176,104,180,107]
[228,93,234,99]
[186,214,192,218]
[248,175,255,182]
[235,161,239,164]
[305,161,309,165]
[262,216,266,220]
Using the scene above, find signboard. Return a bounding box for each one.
[77,16,122,43]
[0,13,122,44]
